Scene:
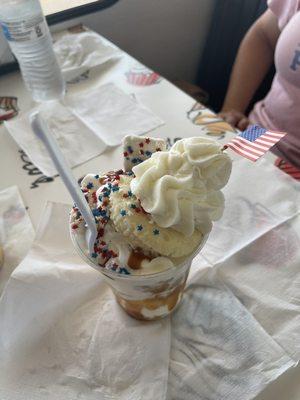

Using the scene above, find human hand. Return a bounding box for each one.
[218,110,250,131]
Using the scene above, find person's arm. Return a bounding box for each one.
[219,10,280,130]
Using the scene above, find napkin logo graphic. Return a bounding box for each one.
[0,96,18,123]
[187,102,236,139]
[275,158,300,181]
[126,64,161,86]
[19,150,54,189]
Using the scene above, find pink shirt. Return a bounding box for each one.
[249,0,300,167]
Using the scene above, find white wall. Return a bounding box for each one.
[53,0,216,83]
[1,0,216,83]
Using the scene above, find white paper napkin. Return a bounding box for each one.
[54,31,122,82]
[0,186,35,296]
[198,158,300,269]
[168,269,296,400]
[168,214,300,400]
[217,213,300,362]
[5,101,107,177]
[66,83,164,146]
[5,84,163,177]
[0,202,170,400]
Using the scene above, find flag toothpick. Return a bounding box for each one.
[223,125,287,162]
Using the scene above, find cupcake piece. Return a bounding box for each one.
[123,135,166,171]
[126,65,161,86]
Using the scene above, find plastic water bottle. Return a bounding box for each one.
[0,0,65,102]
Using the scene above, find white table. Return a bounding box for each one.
[0,26,299,400]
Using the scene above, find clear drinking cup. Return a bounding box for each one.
[70,226,208,321]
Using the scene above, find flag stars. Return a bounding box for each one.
[120,209,127,217]
[86,182,94,189]
[120,267,130,275]
[112,185,119,192]
[136,224,143,231]
[127,146,134,154]
[92,209,102,217]
[131,157,143,164]
[98,228,104,237]
[153,229,160,235]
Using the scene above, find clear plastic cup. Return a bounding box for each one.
[70,226,208,321]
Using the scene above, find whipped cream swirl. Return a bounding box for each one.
[130,137,232,236]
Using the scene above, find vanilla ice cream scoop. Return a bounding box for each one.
[109,175,203,258]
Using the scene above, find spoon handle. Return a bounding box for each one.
[30,112,97,253]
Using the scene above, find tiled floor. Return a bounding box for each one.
[41,0,98,15]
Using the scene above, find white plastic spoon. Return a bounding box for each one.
[30,112,97,255]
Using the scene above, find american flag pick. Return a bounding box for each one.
[223,125,287,162]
